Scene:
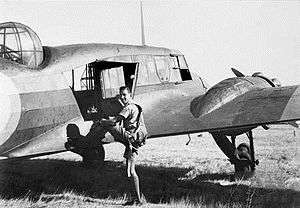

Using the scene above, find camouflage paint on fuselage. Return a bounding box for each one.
[134,81,205,136]
[0,65,82,157]
[0,43,205,157]
[3,42,299,159]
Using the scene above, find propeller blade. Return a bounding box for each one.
[231,68,245,77]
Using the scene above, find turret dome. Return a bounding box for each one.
[0,22,43,69]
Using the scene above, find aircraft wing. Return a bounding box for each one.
[192,85,300,132]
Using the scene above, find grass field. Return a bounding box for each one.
[0,126,299,207]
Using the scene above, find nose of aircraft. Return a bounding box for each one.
[0,72,21,147]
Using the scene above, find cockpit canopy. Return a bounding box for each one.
[0,22,43,69]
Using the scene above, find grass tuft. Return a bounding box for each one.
[0,127,299,207]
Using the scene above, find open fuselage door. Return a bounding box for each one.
[72,60,138,121]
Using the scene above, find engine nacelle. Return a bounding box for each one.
[190,71,279,173]
[191,76,273,119]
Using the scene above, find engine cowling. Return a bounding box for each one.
[191,76,273,118]
[191,75,278,136]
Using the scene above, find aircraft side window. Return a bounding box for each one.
[169,57,182,82]
[146,59,160,84]
[135,56,148,85]
[133,55,160,86]
[101,66,125,98]
[171,56,179,68]
[154,56,171,82]
[171,55,192,81]
[177,55,188,69]
[80,65,95,90]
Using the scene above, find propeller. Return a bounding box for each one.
[231,68,245,77]
[231,68,281,87]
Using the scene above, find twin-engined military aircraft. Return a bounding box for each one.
[0,21,299,173]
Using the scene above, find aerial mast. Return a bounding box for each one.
[140,1,146,46]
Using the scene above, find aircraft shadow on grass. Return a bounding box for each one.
[0,159,298,207]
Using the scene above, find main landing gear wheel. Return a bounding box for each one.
[234,143,252,173]
[211,131,259,176]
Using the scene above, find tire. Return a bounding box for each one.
[234,143,252,173]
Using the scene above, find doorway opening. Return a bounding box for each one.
[72,60,138,121]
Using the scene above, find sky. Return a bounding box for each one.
[0,0,299,86]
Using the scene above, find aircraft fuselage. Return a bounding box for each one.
[0,44,206,158]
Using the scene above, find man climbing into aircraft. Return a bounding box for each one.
[86,86,147,206]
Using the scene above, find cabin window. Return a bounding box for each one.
[177,55,189,69]
[100,66,125,98]
[80,65,95,90]
[154,56,171,82]
[170,56,182,82]
[133,55,160,86]
[171,55,192,81]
